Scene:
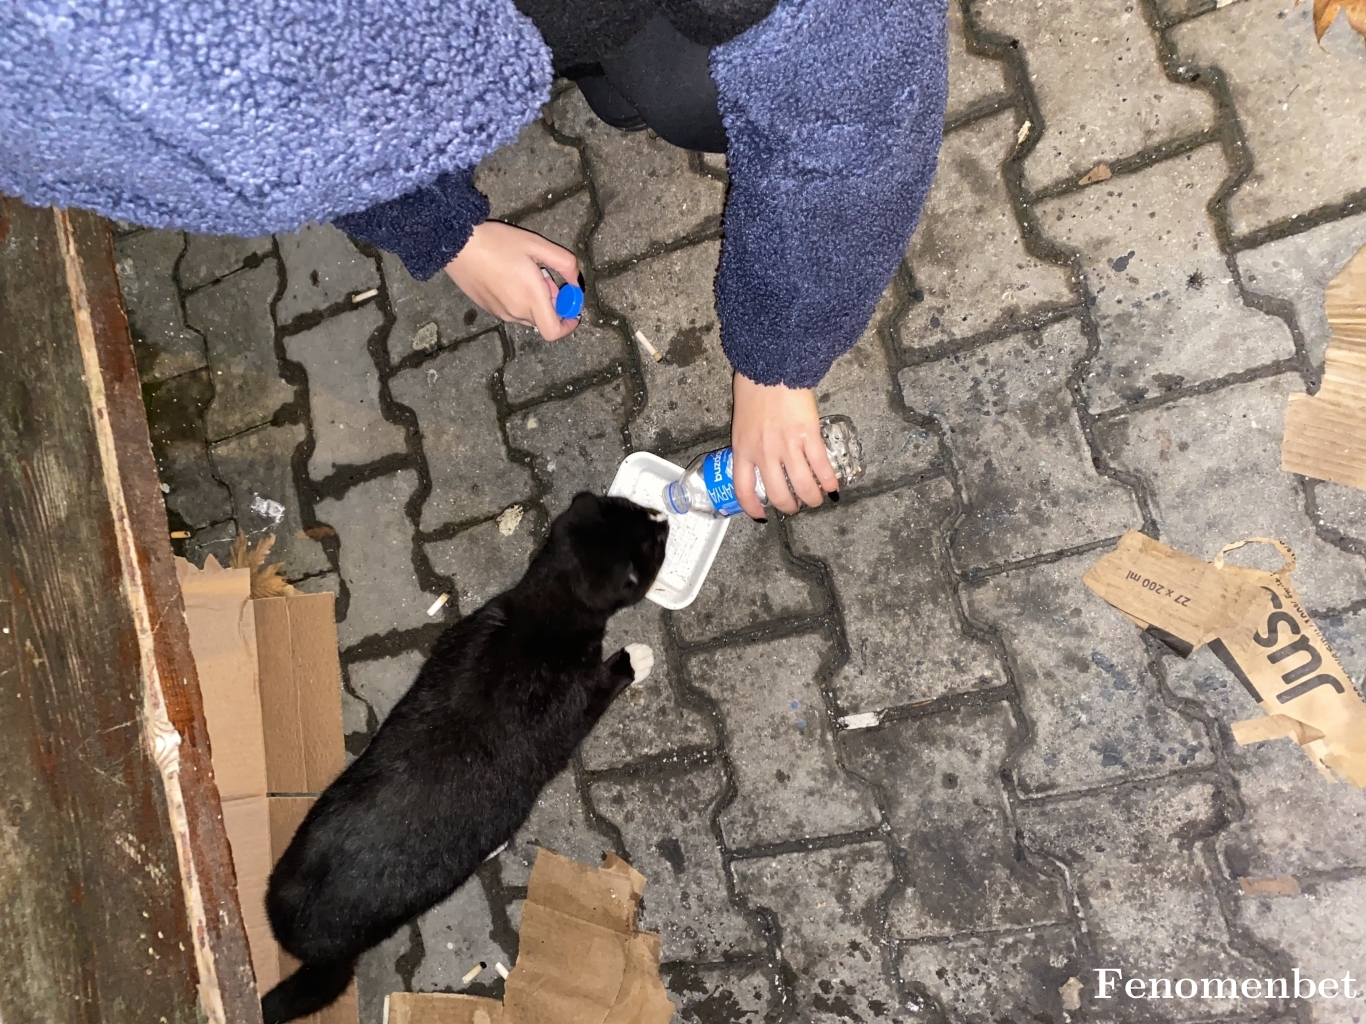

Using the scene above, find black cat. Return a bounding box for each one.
[260,492,669,1023]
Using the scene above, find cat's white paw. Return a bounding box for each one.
[624,643,654,684]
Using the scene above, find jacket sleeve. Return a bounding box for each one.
[334,169,490,282]
[709,0,948,388]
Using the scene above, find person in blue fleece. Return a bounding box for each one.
[1,0,947,521]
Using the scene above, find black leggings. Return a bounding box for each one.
[567,15,728,154]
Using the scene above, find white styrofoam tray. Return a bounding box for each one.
[608,451,729,610]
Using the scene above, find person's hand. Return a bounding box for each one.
[444,221,581,340]
[731,372,840,520]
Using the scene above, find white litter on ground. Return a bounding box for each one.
[426,593,450,616]
[838,712,881,730]
[497,504,524,536]
[249,494,285,524]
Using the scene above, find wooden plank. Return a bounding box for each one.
[0,200,260,1022]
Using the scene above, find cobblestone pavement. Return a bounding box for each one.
[115,2,1366,1021]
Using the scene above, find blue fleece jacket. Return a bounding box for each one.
[0,0,946,389]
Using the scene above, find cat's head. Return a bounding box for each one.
[550,492,669,612]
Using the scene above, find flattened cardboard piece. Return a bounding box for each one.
[176,557,277,989]
[503,901,629,1024]
[1282,242,1366,490]
[178,556,356,1022]
[255,593,346,794]
[1085,532,1366,786]
[386,993,504,1024]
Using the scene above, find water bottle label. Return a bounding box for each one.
[701,449,743,517]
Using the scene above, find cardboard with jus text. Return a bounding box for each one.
[385,849,676,1024]
[1084,531,1366,786]
[1281,242,1366,490]
[177,554,356,1023]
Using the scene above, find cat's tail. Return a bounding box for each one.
[260,959,354,1024]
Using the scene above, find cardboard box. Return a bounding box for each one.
[178,557,357,1022]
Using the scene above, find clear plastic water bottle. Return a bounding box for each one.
[663,416,864,518]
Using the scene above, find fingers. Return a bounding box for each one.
[761,455,801,515]
[784,440,826,509]
[526,266,577,340]
[733,452,768,521]
[528,236,583,287]
[802,431,841,496]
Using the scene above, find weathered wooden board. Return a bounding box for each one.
[0,200,260,1023]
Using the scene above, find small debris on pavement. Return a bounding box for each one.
[497,505,524,536]
[1239,875,1301,896]
[633,329,663,362]
[350,288,378,303]
[1079,163,1113,185]
[1059,976,1083,1011]
[494,962,510,980]
[461,962,486,984]
[426,593,450,616]
[169,530,191,539]
[838,711,882,730]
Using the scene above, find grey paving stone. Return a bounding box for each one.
[389,335,536,530]
[356,928,411,1024]
[210,421,331,578]
[687,632,881,847]
[315,470,435,646]
[1093,375,1366,609]
[410,879,507,994]
[902,112,1076,351]
[114,228,206,383]
[505,379,629,511]
[598,240,732,451]
[1162,640,1366,878]
[283,305,406,480]
[1170,0,1366,237]
[897,926,1079,1024]
[473,117,584,220]
[1037,146,1295,412]
[1316,482,1366,553]
[513,188,594,264]
[424,512,541,616]
[293,572,341,598]
[381,252,500,365]
[816,287,939,488]
[788,480,1006,714]
[1239,875,1366,1023]
[179,233,273,291]
[591,765,764,961]
[971,0,1214,192]
[663,963,778,1023]
[1016,781,1270,1022]
[346,649,426,736]
[504,321,627,406]
[547,88,725,267]
[844,704,1068,938]
[947,0,1008,121]
[732,844,902,1024]
[497,768,609,888]
[275,222,380,325]
[182,519,238,570]
[899,320,1141,570]
[143,369,234,529]
[1236,212,1366,371]
[672,518,824,644]
[186,260,295,441]
[581,600,716,771]
[963,552,1211,795]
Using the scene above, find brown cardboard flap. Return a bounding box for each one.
[386,993,504,1024]
[1085,532,1366,786]
[176,558,265,801]
[221,795,278,992]
[1080,531,1264,647]
[1281,242,1366,490]
[504,902,629,1024]
[255,593,345,794]
[523,849,643,935]
[602,933,675,1024]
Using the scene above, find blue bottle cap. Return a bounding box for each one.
[555,283,584,320]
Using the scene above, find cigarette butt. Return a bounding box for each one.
[426,593,450,616]
[461,962,486,984]
[351,288,378,303]
[169,531,191,539]
[838,711,881,730]
[495,962,510,980]
[633,329,663,362]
